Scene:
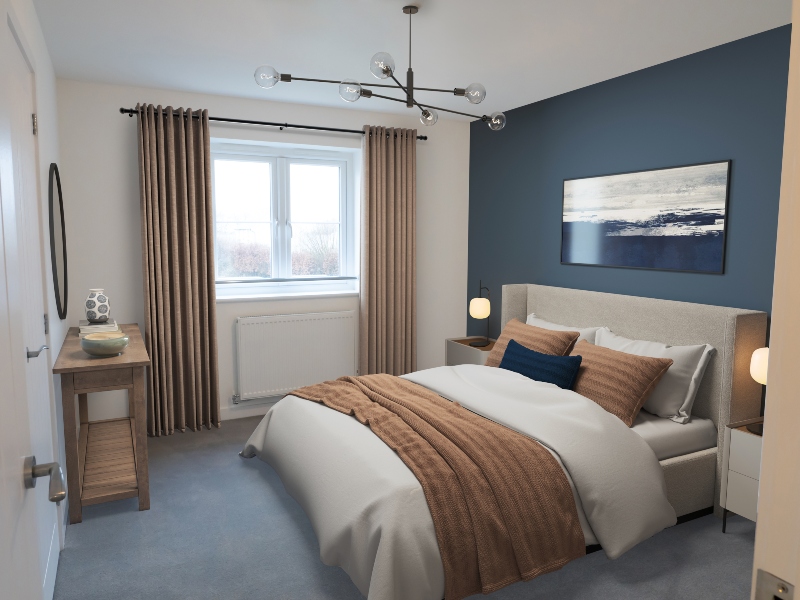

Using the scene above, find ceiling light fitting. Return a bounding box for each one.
[253,5,506,130]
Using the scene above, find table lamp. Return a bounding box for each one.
[469,280,491,347]
[747,347,769,435]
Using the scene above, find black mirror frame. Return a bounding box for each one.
[48,163,68,320]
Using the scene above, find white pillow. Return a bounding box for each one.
[594,328,715,424]
[525,313,604,344]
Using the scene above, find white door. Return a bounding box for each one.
[752,0,800,595]
[0,16,61,600]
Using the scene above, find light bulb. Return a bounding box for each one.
[487,111,506,131]
[750,347,769,385]
[469,297,491,319]
[464,83,486,104]
[370,52,395,79]
[420,108,438,127]
[339,80,362,102]
[254,65,279,89]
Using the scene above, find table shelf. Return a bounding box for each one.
[81,419,139,506]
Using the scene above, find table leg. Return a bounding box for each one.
[722,508,728,533]
[60,374,81,524]
[132,366,150,511]
[78,393,88,425]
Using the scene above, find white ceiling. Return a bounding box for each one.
[33,0,792,121]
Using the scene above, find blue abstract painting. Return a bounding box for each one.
[561,161,730,273]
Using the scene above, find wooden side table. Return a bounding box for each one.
[53,324,151,524]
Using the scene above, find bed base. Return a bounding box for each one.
[661,446,718,517]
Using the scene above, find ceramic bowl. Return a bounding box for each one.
[81,331,129,357]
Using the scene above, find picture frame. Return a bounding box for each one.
[561,160,731,274]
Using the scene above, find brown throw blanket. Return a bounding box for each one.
[292,374,585,600]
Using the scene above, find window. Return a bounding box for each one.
[211,141,358,298]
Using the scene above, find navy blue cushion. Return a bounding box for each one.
[498,339,583,390]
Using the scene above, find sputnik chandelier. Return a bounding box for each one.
[254,5,506,131]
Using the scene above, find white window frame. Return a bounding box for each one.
[211,140,359,299]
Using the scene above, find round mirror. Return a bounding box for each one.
[49,163,67,319]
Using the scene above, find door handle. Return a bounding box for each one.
[26,344,49,362]
[23,456,66,505]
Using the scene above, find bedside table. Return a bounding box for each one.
[720,417,763,532]
[445,337,495,366]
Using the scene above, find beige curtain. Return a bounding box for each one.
[360,125,417,376]
[137,104,220,436]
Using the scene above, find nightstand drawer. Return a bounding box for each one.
[74,368,133,393]
[729,428,763,480]
[725,471,759,522]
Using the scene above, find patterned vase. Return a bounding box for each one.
[85,288,111,323]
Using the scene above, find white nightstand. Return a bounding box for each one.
[720,417,763,532]
[445,337,495,366]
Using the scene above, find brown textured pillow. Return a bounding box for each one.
[570,340,673,427]
[486,319,579,367]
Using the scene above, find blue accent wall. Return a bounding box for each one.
[468,26,790,338]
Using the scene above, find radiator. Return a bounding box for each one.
[235,311,357,402]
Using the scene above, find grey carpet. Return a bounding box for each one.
[54,415,756,600]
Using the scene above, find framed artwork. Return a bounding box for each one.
[561,160,731,274]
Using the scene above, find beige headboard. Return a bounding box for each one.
[501,284,767,443]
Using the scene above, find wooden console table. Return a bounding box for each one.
[53,324,151,524]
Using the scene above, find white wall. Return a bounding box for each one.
[6,0,67,548]
[56,78,470,421]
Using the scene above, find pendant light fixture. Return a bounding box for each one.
[254,5,506,130]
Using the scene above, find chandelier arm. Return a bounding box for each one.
[368,92,412,104]
[362,82,404,89]
[291,76,400,90]
[415,86,467,94]
[292,75,467,97]
[417,102,487,120]
[366,91,484,122]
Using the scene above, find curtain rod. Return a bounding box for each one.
[119,108,428,141]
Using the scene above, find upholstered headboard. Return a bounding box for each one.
[501,284,767,451]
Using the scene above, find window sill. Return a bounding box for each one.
[216,277,358,301]
[216,290,359,303]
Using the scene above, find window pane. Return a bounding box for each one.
[216,223,272,278]
[290,164,340,223]
[291,224,339,276]
[214,159,271,278]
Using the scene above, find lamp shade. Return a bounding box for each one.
[750,347,769,385]
[469,297,491,320]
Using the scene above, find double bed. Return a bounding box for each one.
[242,284,766,600]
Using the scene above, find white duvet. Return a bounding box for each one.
[241,365,676,600]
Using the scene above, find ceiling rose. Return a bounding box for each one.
[254,5,506,130]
